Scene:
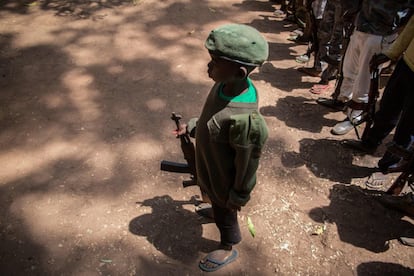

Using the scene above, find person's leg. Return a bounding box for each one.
[377,60,414,172]
[212,203,241,247]
[332,32,383,135]
[351,33,395,104]
[199,203,241,271]
[324,0,343,65]
[364,60,409,146]
[315,16,356,109]
[336,30,361,102]
[390,64,414,148]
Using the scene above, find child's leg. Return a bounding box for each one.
[212,203,241,247]
[199,203,241,271]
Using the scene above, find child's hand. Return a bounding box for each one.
[173,123,188,136]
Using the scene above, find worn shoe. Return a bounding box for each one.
[378,193,414,217]
[342,140,377,154]
[316,97,346,111]
[399,237,414,247]
[331,119,354,135]
[295,54,310,64]
[332,109,367,135]
[347,108,366,125]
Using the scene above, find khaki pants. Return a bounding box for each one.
[338,30,397,103]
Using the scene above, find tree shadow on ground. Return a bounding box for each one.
[260,96,341,134]
[356,261,414,275]
[0,0,132,17]
[281,138,375,183]
[254,61,319,92]
[233,0,320,92]
[0,1,228,274]
[309,184,414,253]
[233,0,276,13]
[129,195,219,264]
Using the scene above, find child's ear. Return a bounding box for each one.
[237,66,248,79]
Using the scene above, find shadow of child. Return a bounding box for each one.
[129,195,219,264]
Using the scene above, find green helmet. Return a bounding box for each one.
[205,23,269,66]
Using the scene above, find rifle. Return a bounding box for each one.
[352,64,380,140]
[385,143,414,195]
[160,112,197,188]
[360,65,380,140]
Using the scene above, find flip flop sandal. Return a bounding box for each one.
[195,202,214,219]
[366,172,389,190]
[199,249,238,272]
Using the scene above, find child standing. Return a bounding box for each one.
[181,24,269,272]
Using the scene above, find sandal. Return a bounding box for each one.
[366,172,389,190]
[199,249,238,272]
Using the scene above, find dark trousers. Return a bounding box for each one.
[364,59,414,171]
[212,203,241,247]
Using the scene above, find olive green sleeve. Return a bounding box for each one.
[227,111,268,207]
[385,15,414,60]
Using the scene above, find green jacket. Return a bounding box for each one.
[188,82,268,208]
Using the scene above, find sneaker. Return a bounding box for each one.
[331,119,354,135]
[399,237,414,247]
[295,54,310,63]
[347,108,366,125]
[332,107,367,135]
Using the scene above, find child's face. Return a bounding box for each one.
[207,54,241,83]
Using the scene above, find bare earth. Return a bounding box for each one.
[1,0,413,275]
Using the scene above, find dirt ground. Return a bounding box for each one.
[0,0,413,275]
